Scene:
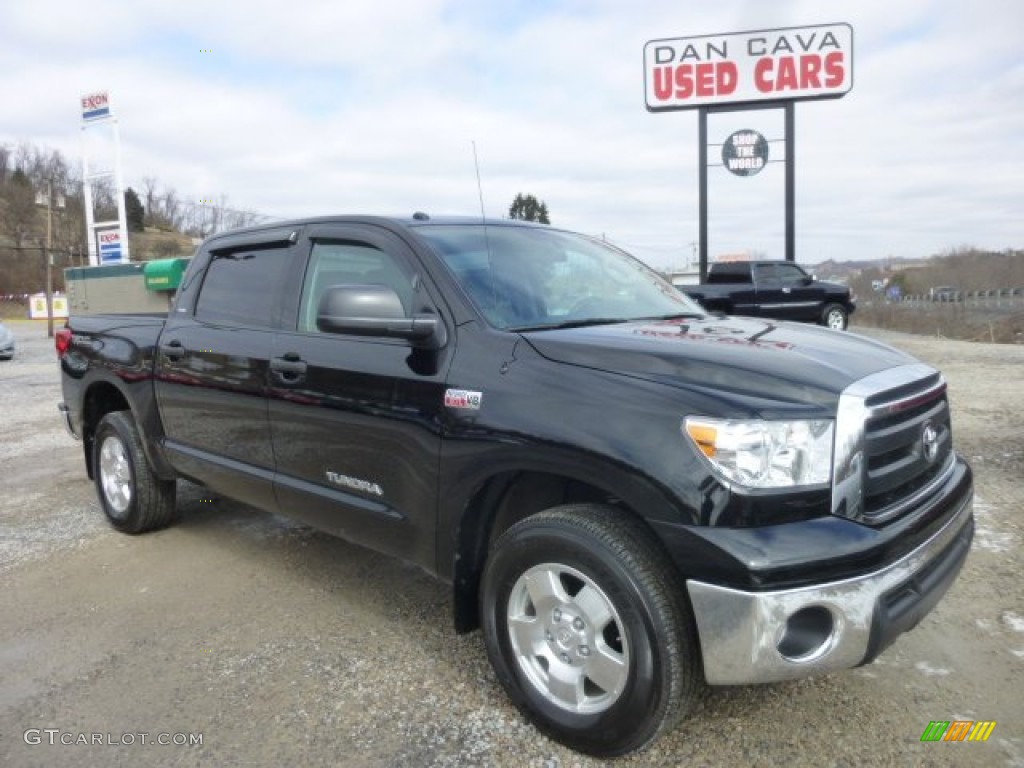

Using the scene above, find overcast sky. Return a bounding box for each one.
[1,0,1022,268]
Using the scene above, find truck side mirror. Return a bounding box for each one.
[316,284,445,349]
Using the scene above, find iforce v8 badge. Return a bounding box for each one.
[444,389,483,410]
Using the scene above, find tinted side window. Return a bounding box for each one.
[775,264,808,285]
[298,241,415,333]
[195,245,292,327]
[708,265,751,284]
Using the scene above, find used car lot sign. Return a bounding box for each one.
[644,23,853,111]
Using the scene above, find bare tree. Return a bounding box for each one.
[162,187,182,230]
[1,168,39,248]
[141,176,160,228]
[90,177,118,223]
[0,144,10,186]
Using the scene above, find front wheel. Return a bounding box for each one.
[93,411,176,533]
[480,504,701,756]
[821,303,849,330]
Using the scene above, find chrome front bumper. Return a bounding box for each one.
[687,492,973,685]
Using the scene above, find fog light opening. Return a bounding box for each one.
[777,605,835,661]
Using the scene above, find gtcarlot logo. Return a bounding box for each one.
[24,729,203,747]
[920,720,996,742]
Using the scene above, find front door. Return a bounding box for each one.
[772,262,821,322]
[267,224,451,567]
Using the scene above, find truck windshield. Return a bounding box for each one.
[416,224,705,330]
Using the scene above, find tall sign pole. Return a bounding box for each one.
[698,108,708,281]
[80,91,130,265]
[785,101,795,264]
[643,23,853,279]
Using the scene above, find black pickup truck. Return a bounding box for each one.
[684,260,856,329]
[57,215,972,757]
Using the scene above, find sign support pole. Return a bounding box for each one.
[80,141,97,265]
[785,101,795,263]
[111,118,130,262]
[698,107,709,282]
[697,101,797,279]
[80,90,129,265]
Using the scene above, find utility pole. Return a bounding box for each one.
[36,181,65,338]
[46,182,53,339]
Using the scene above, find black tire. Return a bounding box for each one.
[480,504,701,756]
[821,303,848,330]
[93,411,176,533]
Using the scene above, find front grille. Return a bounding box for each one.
[832,364,956,525]
[863,379,952,518]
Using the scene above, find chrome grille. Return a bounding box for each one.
[833,364,956,525]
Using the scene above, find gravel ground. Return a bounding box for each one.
[0,318,1021,767]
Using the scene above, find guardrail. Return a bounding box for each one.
[894,289,1024,308]
[857,289,1024,343]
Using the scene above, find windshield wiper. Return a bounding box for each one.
[510,317,633,332]
[643,312,707,321]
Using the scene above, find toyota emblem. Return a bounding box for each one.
[921,422,939,464]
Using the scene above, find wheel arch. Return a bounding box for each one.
[448,466,688,634]
[80,378,174,481]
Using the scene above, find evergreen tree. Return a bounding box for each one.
[124,187,145,232]
[508,193,551,224]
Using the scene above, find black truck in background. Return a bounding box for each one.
[57,216,971,757]
[683,260,856,330]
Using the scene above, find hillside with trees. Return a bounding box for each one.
[0,141,264,299]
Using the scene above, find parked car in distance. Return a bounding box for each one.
[683,261,856,330]
[0,321,15,360]
[929,286,960,302]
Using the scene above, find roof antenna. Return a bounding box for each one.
[472,140,487,220]
[472,140,497,309]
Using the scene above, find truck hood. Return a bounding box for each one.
[522,317,917,413]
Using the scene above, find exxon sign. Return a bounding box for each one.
[98,230,123,263]
[81,91,111,121]
[644,23,853,111]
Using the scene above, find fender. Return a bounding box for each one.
[76,357,177,482]
[438,441,696,580]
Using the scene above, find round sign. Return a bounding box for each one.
[722,130,769,177]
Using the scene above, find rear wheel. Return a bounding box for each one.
[480,504,701,756]
[821,303,848,330]
[93,411,176,533]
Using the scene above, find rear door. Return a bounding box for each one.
[267,224,452,566]
[707,264,758,315]
[728,270,759,315]
[155,235,297,510]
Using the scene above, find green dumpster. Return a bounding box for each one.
[143,258,190,292]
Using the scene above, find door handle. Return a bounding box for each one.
[271,354,307,381]
[159,339,186,360]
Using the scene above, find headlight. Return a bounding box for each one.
[684,417,834,489]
